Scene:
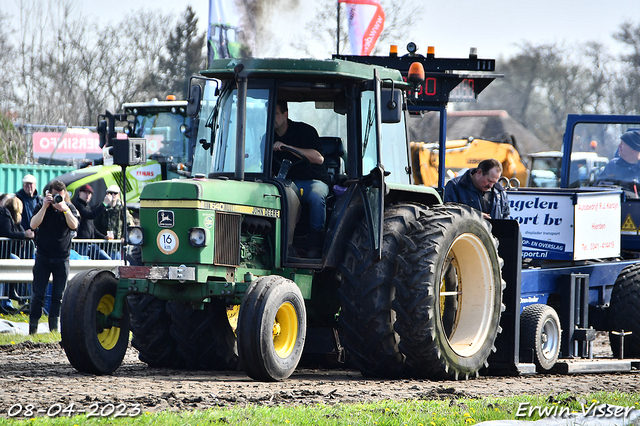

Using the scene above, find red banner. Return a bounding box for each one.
[32,131,102,158]
[339,0,385,56]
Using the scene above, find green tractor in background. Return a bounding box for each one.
[52,98,199,211]
[60,45,507,381]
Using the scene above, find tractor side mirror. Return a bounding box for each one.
[381,88,402,123]
[187,84,202,118]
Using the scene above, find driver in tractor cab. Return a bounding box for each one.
[598,129,640,188]
[273,100,330,258]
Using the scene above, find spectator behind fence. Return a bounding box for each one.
[29,180,79,334]
[0,197,35,313]
[95,185,134,240]
[72,184,111,260]
[15,174,42,233]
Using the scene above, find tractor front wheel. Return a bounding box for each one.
[61,269,130,374]
[237,276,306,381]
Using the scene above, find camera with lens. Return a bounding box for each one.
[52,194,63,204]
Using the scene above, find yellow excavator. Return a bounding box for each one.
[410,135,528,187]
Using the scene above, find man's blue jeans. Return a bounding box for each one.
[294,180,329,232]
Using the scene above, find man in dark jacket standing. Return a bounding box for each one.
[15,174,42,232]
[444,158,510,219]
[29,180,79,334]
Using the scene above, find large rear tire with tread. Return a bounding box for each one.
[608,264,640,358]
[338,204,423,378]
[128,294,183,368]
[237,275,306,381]
[392,203,504,380]
[61,269,130,375]
[167,299,238,370]
[520,304,561,371]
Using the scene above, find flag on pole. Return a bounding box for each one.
[339,0,385,56]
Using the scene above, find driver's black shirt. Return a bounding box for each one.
[273,119,330,186]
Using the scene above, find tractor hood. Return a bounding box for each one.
[139,178,282,212]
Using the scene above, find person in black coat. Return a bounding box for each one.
[72,184,111,260]
[29,180,79,333]
[444,158,511,220]
[0,197,35,313]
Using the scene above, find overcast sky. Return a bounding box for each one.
[4,0,639,59]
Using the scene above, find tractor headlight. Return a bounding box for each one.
[127,226,144,245]
[189,227,207,247]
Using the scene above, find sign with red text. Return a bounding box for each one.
[573,192,621,260]
[509,190,621,261]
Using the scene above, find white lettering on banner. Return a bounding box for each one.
[33,131,102,155]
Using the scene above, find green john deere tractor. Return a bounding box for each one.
[60,44,506,381]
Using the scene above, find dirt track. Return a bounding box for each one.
[1,336,639,419]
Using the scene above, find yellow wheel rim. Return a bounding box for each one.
[96,294,121,350]
[273,302,297,358]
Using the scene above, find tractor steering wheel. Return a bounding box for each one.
[273,145,311,179]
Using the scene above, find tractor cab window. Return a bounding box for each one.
[134,110,190,164]
[570,122,640,191]
[381,113,411,184]
[361,91,378,175]
[209,87,269,175]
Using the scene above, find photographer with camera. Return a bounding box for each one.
[28,180,79,335]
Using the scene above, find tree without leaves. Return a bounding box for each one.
[461,41,616,150]
[152,6,206,100]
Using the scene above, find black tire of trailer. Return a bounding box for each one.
[607,264,640,358]
[237,275,307,381]
[167,299,238,370]
[61,269,130,375]
[393,203,505,380]
[520,304,561,371]
[128,294,183,368]
[338,203,424,378]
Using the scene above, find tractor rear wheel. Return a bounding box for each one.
[608,264,640,358]
[167,299,238,370]
[520,304,561,371]
[61,269,130,375]
[392,203,504,380]
[237,275,306,381]
[338,203,424,378]
[128,294,183,368]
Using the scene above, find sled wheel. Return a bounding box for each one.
[393,203,505,380]
[61,269,130,375]
[237,275,306,381]
[338,204,426,378]
[128,294,183,368]
[608,264,640,358]
[167,299,238,370]
[520,304,561,371]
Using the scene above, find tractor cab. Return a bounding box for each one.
[188,59,414,265]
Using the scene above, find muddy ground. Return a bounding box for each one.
[1,335,639,418]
